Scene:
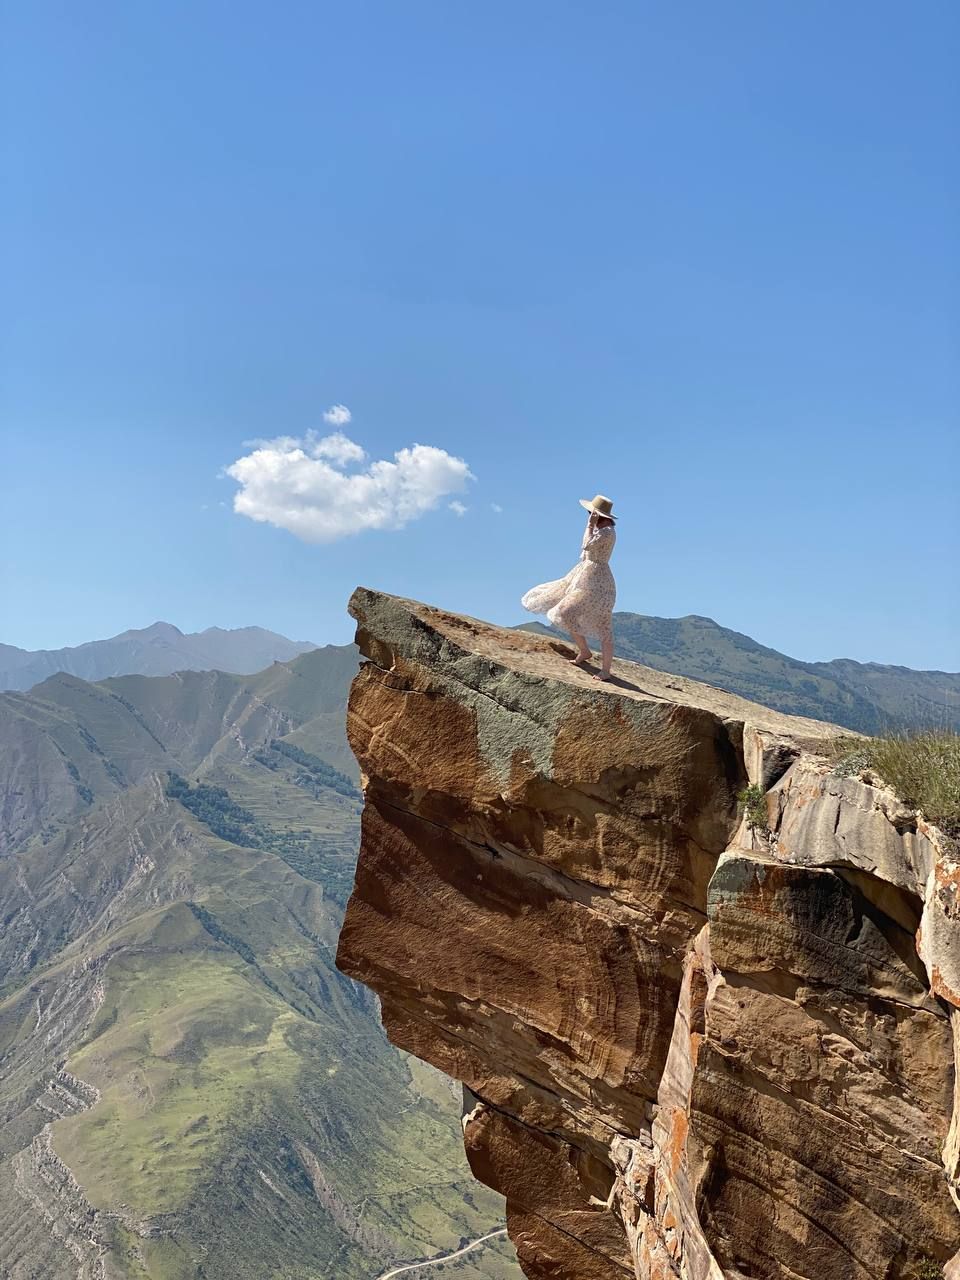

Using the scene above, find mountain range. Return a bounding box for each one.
[5,612,957,735]
[523,611,960,735]
[0,622,318,692]
[1,606,956,1278]
[0,645,519,1279]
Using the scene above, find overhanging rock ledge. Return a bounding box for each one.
[336,588,960,1280]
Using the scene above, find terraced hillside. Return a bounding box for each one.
[0,648,519,1279]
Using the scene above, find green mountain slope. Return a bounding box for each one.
[0,646,359,856]
[0,648,519,1280]
[522,612,960,734]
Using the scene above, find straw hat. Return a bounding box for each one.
[579,494,617,521]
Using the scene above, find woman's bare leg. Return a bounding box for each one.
[594,633,613,680]
[568,631,592,666]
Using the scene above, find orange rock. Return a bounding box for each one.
[337,591,960,1279]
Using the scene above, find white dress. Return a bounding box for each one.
[522,518,617,645]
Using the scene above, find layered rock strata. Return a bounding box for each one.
[336,590,960,1280]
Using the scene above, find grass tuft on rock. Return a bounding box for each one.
[831,731,960,839]
[916,1260,943,1280]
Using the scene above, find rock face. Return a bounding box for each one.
[336,590,960,1280]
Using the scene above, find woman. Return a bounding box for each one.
[522,494,617,681]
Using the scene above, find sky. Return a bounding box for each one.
[2,0,958,670]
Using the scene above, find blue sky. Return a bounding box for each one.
[2,1,958,669]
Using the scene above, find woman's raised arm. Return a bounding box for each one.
[581,511,597,550]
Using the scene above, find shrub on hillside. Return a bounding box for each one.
[164,772,260,847]
[831,732,960,839]
[254,739,359,798]
[165,772,355,899]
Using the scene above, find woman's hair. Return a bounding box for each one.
[596,515,615,529]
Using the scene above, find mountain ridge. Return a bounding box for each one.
[521,610,960,735]
[664,611,959,673]
[2,601,955,1277]
[0,643,520,1279]
[8,611,958,736]
[0,622,320,692]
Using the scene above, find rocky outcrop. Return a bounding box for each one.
[9,1128,109,1280]
[336,590,960,1280]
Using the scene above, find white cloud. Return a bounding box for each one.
[322,403,352,427]
[312,431,366,466]
[490,502,503,513]
[449,500,468,517]
[225,432,473,543]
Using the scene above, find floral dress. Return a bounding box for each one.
[522,517,617,644]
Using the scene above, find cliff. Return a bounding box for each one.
[336,589,960,1280]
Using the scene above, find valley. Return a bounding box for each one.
[0,645,518,1279]
[2,609,955,1277]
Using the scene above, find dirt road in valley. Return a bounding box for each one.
[375,1227,509,1278]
